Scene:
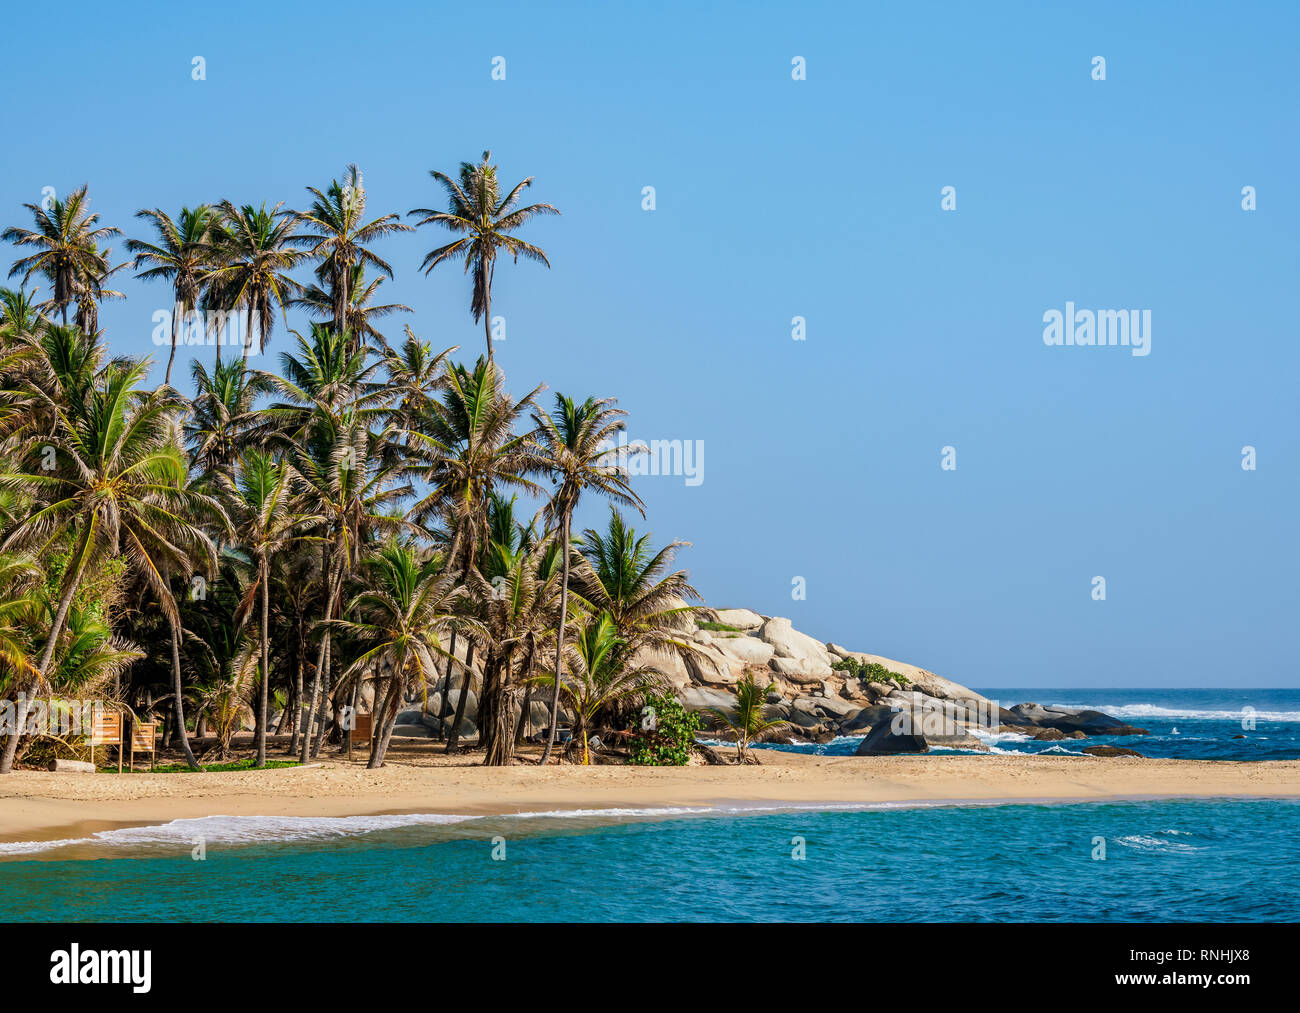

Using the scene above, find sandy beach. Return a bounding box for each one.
[3,746,1298,847]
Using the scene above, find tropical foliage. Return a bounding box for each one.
[0,161,707,773]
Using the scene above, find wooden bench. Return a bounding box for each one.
[89,710,124,773]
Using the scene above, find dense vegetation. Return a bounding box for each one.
[0,154,709,773]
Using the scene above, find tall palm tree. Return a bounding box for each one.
[532,394,642,763]
[3,184,120,325]
[407,357,542,752]
[290,165,411,349]
[410,152,558,361]
[225,449,319,766]
[0,358,222,772]
[206,202,303,370]
[126,206,216,385]
[290,418,410,761]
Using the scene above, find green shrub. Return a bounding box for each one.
[697,621,743,633]
[831,656,911,686]
[629,693,701,766]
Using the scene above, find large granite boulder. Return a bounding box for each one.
[686,644,741,685]
[681,686,738,714]
[769,655,833,683]
[713,635,776,667]
[840,705,895,734]
[714,608,764,630]
[628,646,692,690]
[760,617,833,667]
[854,716,929,755]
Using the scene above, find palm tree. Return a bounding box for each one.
[410,152,558,361]
[407,357,542,752]
[3,184,121,325]
[574,506,707,673]
[377,327,454,445]
[0,356,222,772]
[532,393,642,763]
[206,202,303,369]
[561,610,659,764]
[0,285,47,338]
[291,265,411,347]
[126,206,216,385]
[290,417,410,761]
[185,358,274,479]
[468,510,562,765]
[332,541,469,767]
[711,673,786,763]
[290,165,411,349]
[225,449,318,766]
[72,248,127,338]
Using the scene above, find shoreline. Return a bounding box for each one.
[3,751,1299,850]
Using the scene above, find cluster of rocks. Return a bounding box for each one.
[664,608,1149,756]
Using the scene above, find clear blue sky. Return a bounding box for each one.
[2,1,1296,687]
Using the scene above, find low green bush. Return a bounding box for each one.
[629,693,701,766]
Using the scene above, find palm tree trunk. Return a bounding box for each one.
[368,673,402,769]
[516,655,534,747]
[444,641,475,753]
[164,298,179,386]
[436,630,457,741]
[168,618,200,769]
[241,303,255,372]
[299,541,338,763]
[309,633,333,759]
[540,510,572,764]
[289,615,304,754]
[256,557,270,767]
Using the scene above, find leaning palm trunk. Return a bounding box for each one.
[540,511,572,764]
[444,641,475,752]
[0,691,32,775]
[5,538,113,773]
[168,618,201,770]
[368,672,404,768]
[164,301,179,386]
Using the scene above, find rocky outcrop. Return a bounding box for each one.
[677,607,1147,756]
[1082,745,1144,757]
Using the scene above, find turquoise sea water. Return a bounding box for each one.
[754,688,1300,760]
[2,798,1297,922]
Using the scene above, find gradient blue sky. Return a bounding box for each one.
[1,1,1296,687]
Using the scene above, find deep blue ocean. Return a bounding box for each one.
[2,799,1297,921]
[753,688,1300,760]
[0,689,1295,923]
